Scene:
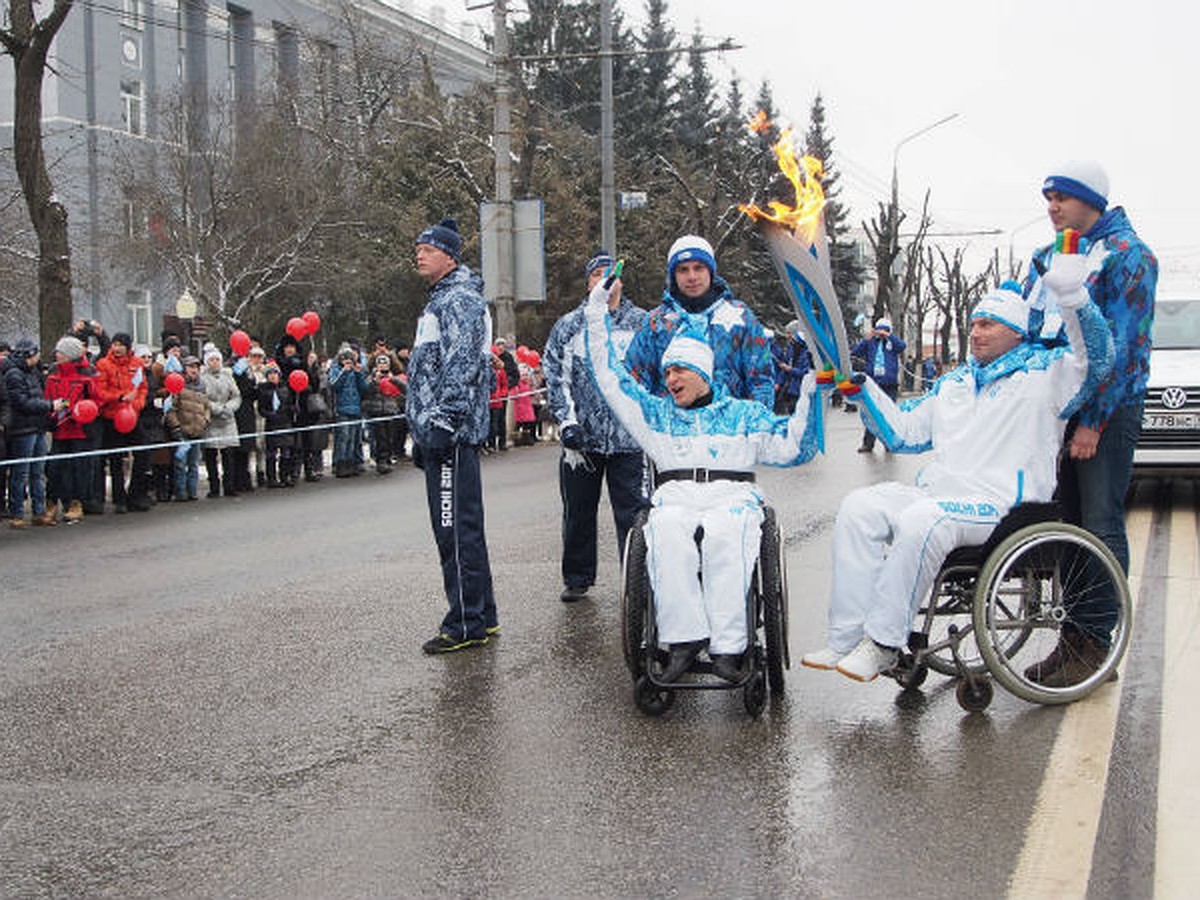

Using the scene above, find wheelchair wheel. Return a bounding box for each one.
[634,675,675,716]
[743,670,767,718]
[620,509,652,677]
[759,507,789,695]
[973,522,1132,705]
[918,568,987,677]
[956,676,994,712]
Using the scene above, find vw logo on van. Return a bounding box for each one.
[1161,386,1189,410]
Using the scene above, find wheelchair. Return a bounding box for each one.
[619,505,790,717]
[887,501,1132,712]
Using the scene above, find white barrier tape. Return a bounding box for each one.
[0,412,407,468]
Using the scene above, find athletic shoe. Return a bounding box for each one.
[560,585,589,603]
[711,653,744,682]
[421,633,489,655]
[485,625,501,637]
[801,646,845,670]
[835,637,898,682]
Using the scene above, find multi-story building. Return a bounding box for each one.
[0,0,489,346]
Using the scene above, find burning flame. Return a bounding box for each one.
[739,115,826,245]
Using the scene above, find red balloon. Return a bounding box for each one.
[286,317,309,340]
[229,329,251,357]
[113,405,138,434]
[288,369,309,392]
[517,344,530,362]
[302,310,321,334]
[164,372,185,394]
[379,378,400,397]
[73,398,99,424]
[528,351,541,367]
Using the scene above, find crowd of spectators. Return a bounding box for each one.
[0,322,547,530]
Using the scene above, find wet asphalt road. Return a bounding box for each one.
[0,410,1166,898]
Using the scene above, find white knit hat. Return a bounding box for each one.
[667,235,717,281]
[1042,160,1109,212]
[662,328,714,387]
[971,285,1028,336]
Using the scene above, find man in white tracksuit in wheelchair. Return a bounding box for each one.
[584,276,825,683]
[802,250,1114,683]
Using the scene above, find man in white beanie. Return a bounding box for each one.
[584,274,825,684]
[625,234,776,409]
[1021,159,1157,686]
[850,316,907,452]
[802,250,1114,684]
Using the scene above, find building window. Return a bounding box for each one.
[274,22,299,100]
[120,77,144,135]
[127,290,153,346]
[120,0,144,30]
[122,199,146,238]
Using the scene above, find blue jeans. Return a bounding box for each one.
[7,432,48,518]
[333,416,362,465]
[1061,401,1142,643]
[172,444,201,499]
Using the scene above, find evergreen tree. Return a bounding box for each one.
[804,92,865,325]
[674,26,717,158]
[620,0,678,162]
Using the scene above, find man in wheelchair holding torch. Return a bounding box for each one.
[583,265,825,684]
[802,240,1115,684]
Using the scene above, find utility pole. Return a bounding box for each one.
[599,0,615,253]
[491,0,515,340]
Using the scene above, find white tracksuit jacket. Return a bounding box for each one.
[584,290,823,653]
[826,287,1114,653]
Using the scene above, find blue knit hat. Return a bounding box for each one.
[584,248,615,277]
[1042,160,1109,213]
[667,235,717,282]
[415,217,462,262]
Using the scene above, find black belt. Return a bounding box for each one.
[655,468,756,486]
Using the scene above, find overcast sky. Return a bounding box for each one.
[465,1,1199,291]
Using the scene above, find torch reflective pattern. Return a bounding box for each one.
[740,118,852,384]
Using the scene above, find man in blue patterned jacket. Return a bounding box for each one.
[407,217,498,655]
[543,249,648,603]
[1021,161,1156,686]
[625,235,775,408]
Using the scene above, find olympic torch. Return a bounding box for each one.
[740,120,852,382]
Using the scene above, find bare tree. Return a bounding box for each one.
[111,94,358,336]
[925,245,995,364]
[0,0,74,348]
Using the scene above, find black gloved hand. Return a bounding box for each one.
[560,424,584,451]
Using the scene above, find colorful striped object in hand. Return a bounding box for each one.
[1055,228,1081,254]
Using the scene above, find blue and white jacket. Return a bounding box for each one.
[406,265,492,447]
[624,275,776,408]
[854,293,1113,511]
[543,295,647,455]
[584,290,823,481]
[1022,206,1157,430]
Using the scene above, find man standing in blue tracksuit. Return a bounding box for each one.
[407,217,498,654]
[851,317,906,452]
[543,249,648,603]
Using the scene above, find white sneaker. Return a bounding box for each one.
[835,637,898,682]
[801,646,845,670]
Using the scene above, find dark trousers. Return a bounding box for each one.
[48,438,91,504]
[422,444,497,641]
[1056,402,1142,644]
[100,419,132,505]
[559,450,647,589]
[204,446,238,496]
[861,383,900,449]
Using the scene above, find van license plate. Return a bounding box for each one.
[1143,412,1199,429]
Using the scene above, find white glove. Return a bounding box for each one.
[586,279,612,314]
[1042,252,1092,309]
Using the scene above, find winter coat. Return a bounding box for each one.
[328,362,368,416]
[136,365,166,444]
[544,295,647,454]
[855,293,1112,513]
[256,380,297,450]
[1023,206,1158,430]
[232,358,259,445]
[406,264,492,447]
[0,369,10,438]
[165,384,211,440]
[625,274,775,408]
[198,366,242,448]
[851,333,907,388]
[489,367,508,410]
[45,360,99,442]
[361,375,404,418]
[94,347,148,418]
[772,337,814,398]
[514,377,535,424]
[585,294,823,476]
[4,356,53,436]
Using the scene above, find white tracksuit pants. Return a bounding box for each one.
[644,481,764,654]
[827,482,1002,652]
